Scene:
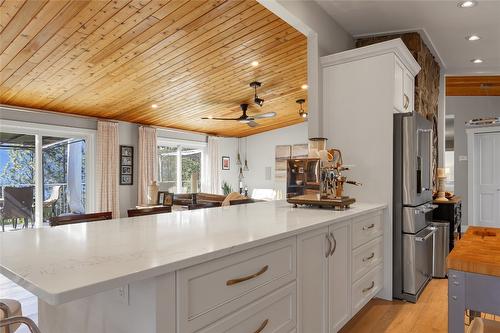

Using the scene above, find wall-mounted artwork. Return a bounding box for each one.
[222,156,230,170]
[275,145,291,181]
[120,145,134,185]
[292,144,308,158]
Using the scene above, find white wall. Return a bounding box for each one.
[243,122,308,196]
[218,137,240,194]
[446,96,500,225]
[258,0,355,138]
[0,105,210,217]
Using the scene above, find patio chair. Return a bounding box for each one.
[43,185,61,221]
[0,187,34,232]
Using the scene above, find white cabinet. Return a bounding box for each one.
[297,227,329,333]
[328,222,351,332]
[297,221,351,333]
[394,57,415,113]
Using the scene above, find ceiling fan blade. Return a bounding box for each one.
[253,112,276,119]
[247,120,259,128]
[201,117,240,120]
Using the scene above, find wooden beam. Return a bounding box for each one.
[446,76,500,96]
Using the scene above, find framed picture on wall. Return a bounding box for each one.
[120,145,134,185]
[222,156,230,170]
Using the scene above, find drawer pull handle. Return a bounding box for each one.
[362,252,375,262]
[403,94,409,110]
[363,224,375,230]
[330,232,337,256]
[362,281,375,293]
[253,319,269,333]
[226,265,269,286]
[325,234,332,258]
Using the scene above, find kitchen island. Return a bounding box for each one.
[0,201,386,333]
[448,226,500,333]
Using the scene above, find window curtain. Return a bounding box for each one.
[138,126,158,205]
[96,121,120,218]
[202,136,220,194]
[67,140,85,213]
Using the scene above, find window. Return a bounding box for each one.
[0,120,95,228]
[157,140,204,194]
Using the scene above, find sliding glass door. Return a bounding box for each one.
[158,140,205,194]
[0,121,94,228]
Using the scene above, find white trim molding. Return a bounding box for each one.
[321,38,421,76]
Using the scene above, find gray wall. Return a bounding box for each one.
[446,96,500,225]
[0,106,212,217]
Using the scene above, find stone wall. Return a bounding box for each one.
[356,32,441,189]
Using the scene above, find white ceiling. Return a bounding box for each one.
[316,0,500,75]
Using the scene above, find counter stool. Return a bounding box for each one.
[468,318,500,333]
[0,300,22,333]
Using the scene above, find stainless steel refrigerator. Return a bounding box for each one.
[393,112,437,303]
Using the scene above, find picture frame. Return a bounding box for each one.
[157,191,172,206]
[222,156,230,170]
[120,145,134,185]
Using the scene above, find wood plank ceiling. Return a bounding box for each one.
[446,76,500,96]
[0,0,308,137]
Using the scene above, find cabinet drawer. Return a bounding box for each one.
[352,264,383,314]
[352,236,383,282]
[177,237,296,331]
[352,212,384,249]
[196,282,296,333]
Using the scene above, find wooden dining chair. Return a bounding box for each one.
[49,212,113,226]
[127,206,172,217]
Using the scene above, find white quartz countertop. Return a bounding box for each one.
[0,201,385,305]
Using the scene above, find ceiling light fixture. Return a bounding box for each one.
[151,104,158,109]
[471,58,483,64]
[250,81,264,107]
[458,1,477,8]
[301,84,308,90]
[251,60,259,67]
[296,99,307,119]
[466,34,481,41]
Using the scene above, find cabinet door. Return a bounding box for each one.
[393,58,405,113]
[329,221,351,332]
[297,227,329,333]
[403,69,414,112]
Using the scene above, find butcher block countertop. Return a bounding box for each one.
[447,226,500,277]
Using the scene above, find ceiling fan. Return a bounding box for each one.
[201,103,276,128]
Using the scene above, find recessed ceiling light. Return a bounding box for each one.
[251,61,259,67]
[301,84,308,90]
[471,58,483,64]
[458,1,477,8]
[466,34,481,41]
[151,104,158,108]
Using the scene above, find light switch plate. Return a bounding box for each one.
[459,155,468,161]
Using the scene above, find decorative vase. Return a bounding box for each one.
[147,181,159,205]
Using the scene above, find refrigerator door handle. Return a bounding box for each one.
[415,227,437,242]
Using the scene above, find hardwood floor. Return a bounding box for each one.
[340,279,449,333]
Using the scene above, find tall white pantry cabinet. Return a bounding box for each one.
[319,38,421,320]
